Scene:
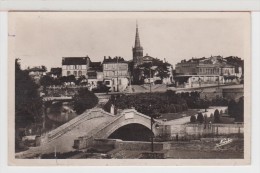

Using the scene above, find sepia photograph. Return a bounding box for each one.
[8,12,251,165]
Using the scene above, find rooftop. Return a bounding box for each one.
[103,56,128,64]
[50,67,62,74]
[89,61,102,71]
[62,57,89,65]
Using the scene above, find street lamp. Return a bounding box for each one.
[149,104,159,152]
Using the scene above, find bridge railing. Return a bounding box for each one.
[74,109,160,150]
[44,109,115,143]
[74,114,124,149]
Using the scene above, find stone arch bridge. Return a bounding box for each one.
[21,108,161,155]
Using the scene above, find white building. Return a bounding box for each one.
[62,57,90,78]
[103,56,130,92]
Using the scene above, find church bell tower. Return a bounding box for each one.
[132,23,143,68]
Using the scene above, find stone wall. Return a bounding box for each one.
[185,123,243,136]
[115,141,170,151]
[222,88,244,100]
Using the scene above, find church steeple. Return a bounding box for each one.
[134,22,141,48]
[132,22,143,67]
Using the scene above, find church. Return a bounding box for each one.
[131,24,173,85]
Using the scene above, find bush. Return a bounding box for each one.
[214,109,221,123]
[190,115,196,123]
[197,113,204,123]
[92,83,110,93]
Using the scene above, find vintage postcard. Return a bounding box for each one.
[8,12,251,166]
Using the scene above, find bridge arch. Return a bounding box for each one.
[108,123,153,141]
[100,109,160,141]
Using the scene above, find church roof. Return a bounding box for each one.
[134,24,142,48]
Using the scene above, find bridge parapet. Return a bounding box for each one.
[42,108,115,144]
[74,109,162,150]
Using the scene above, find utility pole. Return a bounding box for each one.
[149,62,154,152]
[117,57,119,92]
[150,62,152,93]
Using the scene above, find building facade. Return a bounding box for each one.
[175,56,241,88]
[62,57,90,78]
[49,67,62,78]
[103,56,130,92]
[87,61,103,89]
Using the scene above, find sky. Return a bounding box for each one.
[9,12,250,71]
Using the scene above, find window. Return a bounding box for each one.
[74,71,77,77]
[105,81,110,85]
[67,71,71,76]
[78,71,82,76]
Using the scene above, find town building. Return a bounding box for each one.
[87,61,103,89]
[49,67,62,78]
[61,56,90,78]
[103,56,130,92]
[174,56,242,88]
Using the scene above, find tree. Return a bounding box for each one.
[41,65,47,72]
[190,115,196,123]
[214,109,221,123]
[210,113,214,119]
[142,63,155,79]
[73,88,98,114]
[60,75,76,84]
[40,75,54,92]
[155,63,170,81]
[75,75,87,85]
[204,114,208,121]
[15,59,43,150]
[202,98,210,112]
[197,112,204,123]
[132,68,143,84]
[92,82,110,93]
[15,59,43,128]
[228,99,237,117]
[236,96,244,122]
